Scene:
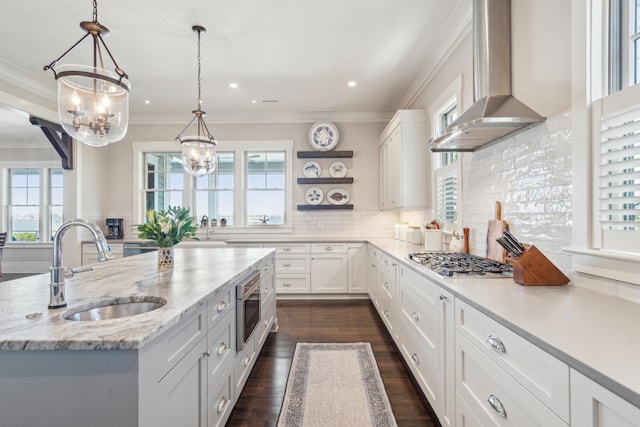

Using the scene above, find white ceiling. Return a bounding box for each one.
[0,0,470,142]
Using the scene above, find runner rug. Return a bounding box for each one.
[277,342,398,427]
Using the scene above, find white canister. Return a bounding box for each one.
[423,230,443,251]
[394,223,408,240]
[407,226,422,245]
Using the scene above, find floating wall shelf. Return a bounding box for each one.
[297,151,353,159]
[296,177,354,184]
[297,204,354,211]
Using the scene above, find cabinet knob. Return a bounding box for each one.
[217,396,229,414]
[439,294,448,301]
[244,355,252,366]
[487,394,507,418]
[283,247,291,252]
[217,342,228,356]
[411,312,419,322]
[486,335,506,353]
[216,300,228,312]
[204,349,211,357]
[411,353,420,365]
[263,265,269,271]
[325,246,333,251]
[384,310,390,318]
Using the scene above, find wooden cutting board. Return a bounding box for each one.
[486,201,508,262]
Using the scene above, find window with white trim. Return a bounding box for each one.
[134,140,293,231]
[431,77,463,228]
[6,166,63,242]
[609,0,640,92]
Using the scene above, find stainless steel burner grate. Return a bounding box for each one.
[408,252,513,278]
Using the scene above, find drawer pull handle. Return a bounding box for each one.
[244,355,252,366]
[283,281,292,287]
[217,342,227,356]
[487,394,507,418]
[384,310,390,318]
[263,265,269,271]
[283,262,292,267]
[204,349,211,357]
[325,246,333,251]
[217,396,229,414]
[283,247,291,251]
[411,312,419,322]
[384,260,389,266]
[439,294,447,301]
[392,263,397,267]
[216,300,228,312]
[487,335,506,353]
[411,353,420,365]
[383,281,389,289]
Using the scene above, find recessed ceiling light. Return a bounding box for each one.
[229,82,239,89]
[144,100,150,105]
[347,81,357,87]
[251,100,256,104]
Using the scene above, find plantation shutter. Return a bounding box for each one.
[594,89,640,252]
[436,166,458,225]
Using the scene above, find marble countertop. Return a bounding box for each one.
[0,247,274,351]
[368,238,640,409]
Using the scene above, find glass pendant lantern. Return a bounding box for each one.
[44,1,130,147]
[176,25,217,177]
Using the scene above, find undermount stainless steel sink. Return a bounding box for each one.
[62,296,167,321]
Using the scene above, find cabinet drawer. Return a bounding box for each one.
[275,274,310,293]
[369,246,380,263]
[206,310,235,395]
[257,296,276,349]
[275,254,310,274]
[266,243,310,254]
[400,315,439,404]
[455,299,569,422]
[310,243,347,254]
[379,267,396,300]
[207,370,234,427]
[455,332,567,427]
[142,304,207,382]
[256,254,275,275]
[400,284,438,365]
[207,286,234,331]
[377,289,395,336]
[234,335,257,396]
[399,264,438,310]
[379,252,398,277]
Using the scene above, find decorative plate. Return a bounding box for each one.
[302,160,322,178]
[305,186,324,205]
[328,161,347,178]
[308,121,339,151]
[327,188,350,205]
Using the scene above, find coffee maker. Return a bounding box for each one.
[106,218,124,239]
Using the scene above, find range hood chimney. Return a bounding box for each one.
[429,0,545,152]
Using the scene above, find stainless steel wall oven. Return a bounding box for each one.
[236,271,261,351]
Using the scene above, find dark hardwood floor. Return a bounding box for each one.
[227,300,440,427]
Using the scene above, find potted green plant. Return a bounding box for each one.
[136,206,199,269]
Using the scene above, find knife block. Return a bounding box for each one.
[507,245,570,286]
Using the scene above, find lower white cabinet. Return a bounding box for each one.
[348,243,368,293]
[310,243,348,293]
[570,369,640,427]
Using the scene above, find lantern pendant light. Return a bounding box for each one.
[44,0,130,147]
[176,25,217,177]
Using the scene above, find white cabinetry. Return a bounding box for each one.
[570,369,640,427]
[347,243,368,293]
[368,246,380,308]
[82,241,123,265]
[378,110,429,211]
[398,265,455,427]
[454,299,569,426]
[268,243,311,294]
[376,252,398,338]
[310,243,348,293]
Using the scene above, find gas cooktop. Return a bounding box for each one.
[407,252,513,278]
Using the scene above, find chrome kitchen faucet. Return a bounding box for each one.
[49,219,114,309]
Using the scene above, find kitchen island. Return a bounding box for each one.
[0,247,276,427]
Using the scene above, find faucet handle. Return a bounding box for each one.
[65,265,95,278]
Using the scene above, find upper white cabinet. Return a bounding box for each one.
[379,110,429,211]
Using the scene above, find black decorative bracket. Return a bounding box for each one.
[29,116,73,170]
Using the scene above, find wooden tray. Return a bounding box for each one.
[507,245,570,286]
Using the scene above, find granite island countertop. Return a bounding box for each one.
[0,247,274,351]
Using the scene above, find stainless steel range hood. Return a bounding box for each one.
[429,0,545,152]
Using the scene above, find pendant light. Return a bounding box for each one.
[176,25,217,177]
[43,0,130,147]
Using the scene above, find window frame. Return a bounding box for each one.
[569,0,640,285]
[133,140,294,234]
[0,161,63,244]
[430,76,463,229]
